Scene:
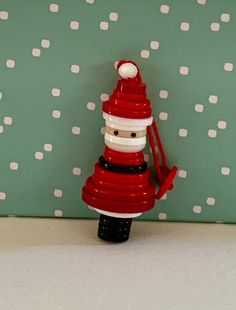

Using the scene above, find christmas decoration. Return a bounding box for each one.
[82,60,178,242]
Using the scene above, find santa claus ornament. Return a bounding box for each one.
[82,60,178,242]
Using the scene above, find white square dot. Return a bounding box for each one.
[54,189,63,198]
[100,127,105,135]
[160,193,168,200]
[221,167,230,175]
[218,121,227,130]
[211,22,220,32]
[197,0,206,4]
[208,129,217,138]
[206,197,215,206]
[114,61,119,69]
[10,162,19,170]
[87,102,96,111]
[208,95,218,104]
[99,21,109,30]
[140,50,150,59]
[149,146,158,155]
[158,212,167,220]
[179,128,188,137]
[0,11,8,20]
[32,48,41,57]
[4,116,12,125]
[86,0,95,3]
[51,88,60,97]
[160,5,169,14]
[0,92,2,100]
[159,90,168,99]
[0,192,6,200]
[44,143,53,152]
[109,12,118,21]
[150,41,160,50]
[70,21,80,30]
[179,66,189,75]
[180,22,190,31]
[6,59,15,68]
[72,126,80,135]
[54,210,63,217]
[144,154,149,162]
[35,152,44,160]
[195,104,204,112]
[52,110,61,118]
[193,205,202,214]
[49,3,59,13]
[41,39,50,48]
[221,13,230,23]
[72,167,81,176]
[71,64,80,73]
[100,93,109,101]
[224,62,233,72]
[159,112,168,120]
[0,126,4,133]
[178,169,187,178]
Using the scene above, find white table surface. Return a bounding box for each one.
[0,218,235,310]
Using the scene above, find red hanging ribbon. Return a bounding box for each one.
[147,119,178,200]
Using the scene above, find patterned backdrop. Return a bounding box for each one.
[0,0,235,222]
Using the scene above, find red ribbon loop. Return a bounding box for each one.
[147,119,178,200]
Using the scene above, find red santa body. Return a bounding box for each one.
[82,60,177,242]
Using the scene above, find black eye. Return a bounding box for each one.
[131,132,136,138]
[114,130,119,136]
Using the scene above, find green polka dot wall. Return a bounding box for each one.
[0,0,235,222]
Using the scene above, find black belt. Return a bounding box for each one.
[99,156,147,174]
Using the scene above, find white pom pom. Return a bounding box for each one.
[118,62,138,79]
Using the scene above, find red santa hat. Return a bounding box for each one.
[102,60,153,125]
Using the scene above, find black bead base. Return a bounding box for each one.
[97,214,132,243]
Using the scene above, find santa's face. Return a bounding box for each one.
[103,113,153,153]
